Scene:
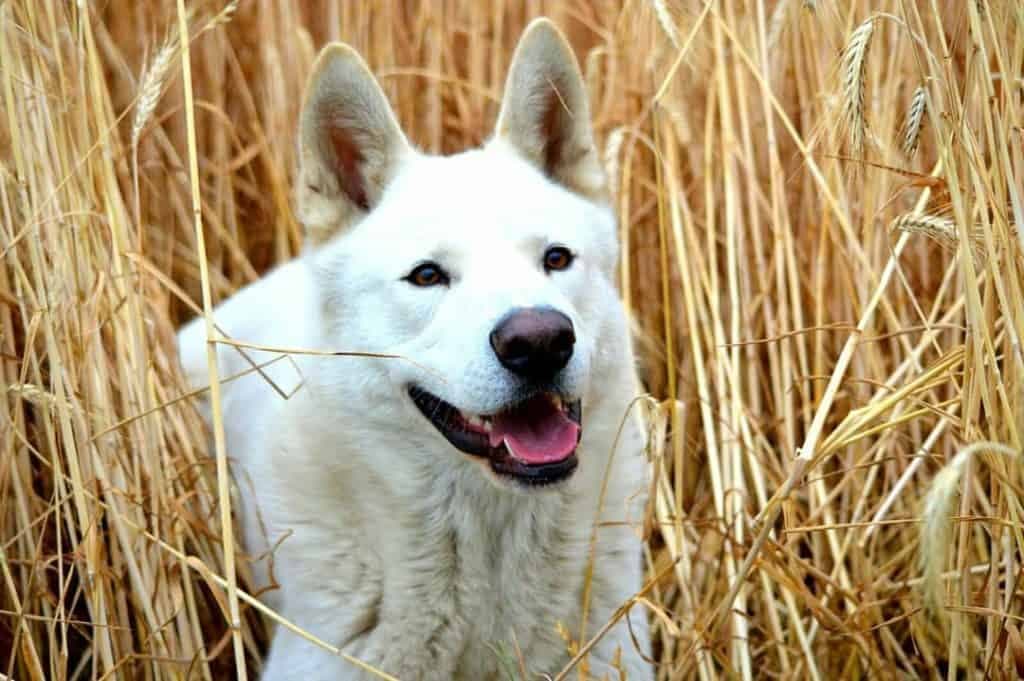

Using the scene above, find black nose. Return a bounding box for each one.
[489,307,575,380]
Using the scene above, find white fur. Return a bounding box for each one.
[177,19,652,681]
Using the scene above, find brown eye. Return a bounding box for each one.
[404,262,449,287]
[543,246,574,272]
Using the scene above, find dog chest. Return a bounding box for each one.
[428,486,590,677]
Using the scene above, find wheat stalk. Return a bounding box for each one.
[7,383,73,412]
[651,0,680,48]
[212,0,238,26]
[901,85,927,157]
[893,212,992,265]
[919,443,1018,617]
[840,16,876,156]
[175,0,248,676]
[131,36,177,150]
[603,127,626,200]
[893,212,957,245]
[131,1,239,151]
[196,0,239,37]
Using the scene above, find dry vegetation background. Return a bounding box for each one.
[2,0,1023,679]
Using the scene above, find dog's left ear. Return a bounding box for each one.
[296,43,412,246]
[493,19,606,202]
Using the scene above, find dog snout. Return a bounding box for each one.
[489,307,575,380]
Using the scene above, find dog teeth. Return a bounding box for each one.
[462,412,491,430]
[455,408,494,433]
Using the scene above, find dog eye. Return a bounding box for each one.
[404,262,449,287]
[543,246,574,273]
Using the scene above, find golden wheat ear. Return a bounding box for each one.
[296,43,412,245]
[492,18,606,202]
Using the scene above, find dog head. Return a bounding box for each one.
[296,19,624,489]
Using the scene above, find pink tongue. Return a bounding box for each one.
[488,395,579,464]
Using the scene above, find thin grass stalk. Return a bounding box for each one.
[173,1,246,678]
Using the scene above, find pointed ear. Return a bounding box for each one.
[492,19,606,201]
[296,43,411,245]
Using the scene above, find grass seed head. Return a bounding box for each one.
[132,37,177,150]
[901,85,928,157]
[893,212,990,266]
[652,0,680,48]
[919,461,964,617]
[841,16,876,156]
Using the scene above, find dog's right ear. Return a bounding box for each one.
[296,44,411,245]
[492,19,605,202]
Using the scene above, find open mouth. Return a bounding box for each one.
[408,386,581,486]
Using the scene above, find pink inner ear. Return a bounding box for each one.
[327,121,370,211]
[540,86,565,177]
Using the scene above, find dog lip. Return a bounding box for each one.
[488,451,578,486]
[407,385,581,485]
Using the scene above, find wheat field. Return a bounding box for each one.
[2,1,1023,679]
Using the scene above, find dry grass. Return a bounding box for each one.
[2,1,1023,679]
[900,84,928,157]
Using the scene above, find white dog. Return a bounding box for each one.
[177,18,652,680]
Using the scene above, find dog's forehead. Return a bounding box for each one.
[378,149,596,235]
